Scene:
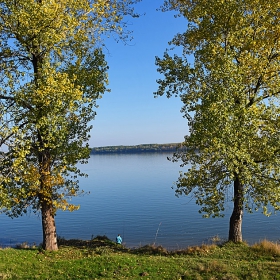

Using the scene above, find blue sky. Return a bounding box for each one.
[90,0,188,147]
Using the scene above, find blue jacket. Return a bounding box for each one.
[116,235,122,244]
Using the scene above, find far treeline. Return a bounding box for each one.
[91,143,185,154]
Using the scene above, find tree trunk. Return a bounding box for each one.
[41,200,58,250]
[228,177,243,242]
[39,148,58,251]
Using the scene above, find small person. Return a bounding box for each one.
[116,234,122,244]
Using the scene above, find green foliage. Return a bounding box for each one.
[155,0,280,222]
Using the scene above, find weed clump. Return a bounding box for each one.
[133,244,169,255]
[15,242,37,249]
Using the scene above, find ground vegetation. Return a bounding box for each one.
[0,237,280,279]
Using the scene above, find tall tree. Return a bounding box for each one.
[0,0,140,250]
[155,0,280,242]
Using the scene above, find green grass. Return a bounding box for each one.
[0,236,280,279]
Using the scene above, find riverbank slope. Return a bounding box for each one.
[1,237,279,279]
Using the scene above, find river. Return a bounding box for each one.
[0,153,279,249]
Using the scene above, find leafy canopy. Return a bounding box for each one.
[0,0,140,214]
[156,0,280,217]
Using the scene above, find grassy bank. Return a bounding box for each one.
[0,236,280,279]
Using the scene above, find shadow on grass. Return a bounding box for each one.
[57,235,219,256]
[13,235,223,256]
[58,235,130,252]
[57,235,173,255]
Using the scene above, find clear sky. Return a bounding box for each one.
[90,0,188,147]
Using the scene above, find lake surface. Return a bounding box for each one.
[0,153,279,249]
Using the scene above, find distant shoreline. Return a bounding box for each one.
[90,143,184,154]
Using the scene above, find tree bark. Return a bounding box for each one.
[41,200,58,250]
[228,177,243,242]
[38,148,58,251]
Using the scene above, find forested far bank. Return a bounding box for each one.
[90,143,185,154]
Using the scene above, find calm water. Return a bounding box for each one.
[0,153,279,249]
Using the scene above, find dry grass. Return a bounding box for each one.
[172,243,217,256]
[196,259,227,274]
[251,239,280,256]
